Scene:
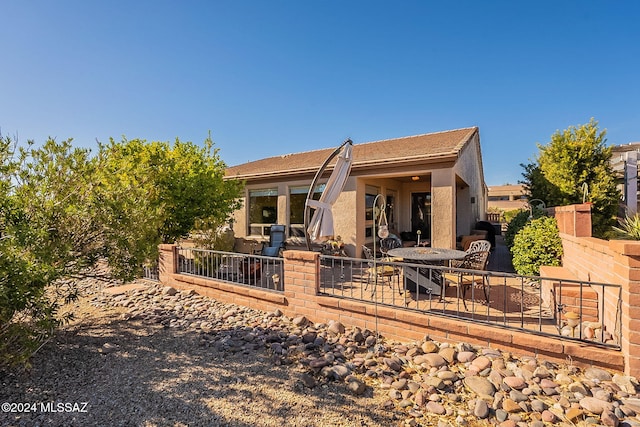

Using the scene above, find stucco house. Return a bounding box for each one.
[224,127,487,257]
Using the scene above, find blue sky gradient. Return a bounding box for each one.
[1,1,639,184]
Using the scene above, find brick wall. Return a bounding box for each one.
[546,204,640,377]
[157,244,626,374]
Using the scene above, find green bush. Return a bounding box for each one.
[511,216,563,276]
[503,208,525,225]
[504,210,530,248]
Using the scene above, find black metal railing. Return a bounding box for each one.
[142,261,159,282]
[176,247,284,292]
[319,255,622,349]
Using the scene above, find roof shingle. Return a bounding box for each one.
[225,127,478,179]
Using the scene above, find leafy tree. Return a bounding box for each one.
[1,137,101,367]
[521,119,620,237]
[99,135,243,245]
[0,133,243,367]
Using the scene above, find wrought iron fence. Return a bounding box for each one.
[176,247,284,292]
[142,261,159,282]
[319,254,622,349]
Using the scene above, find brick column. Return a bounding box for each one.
[549,203,592,237]
[283,250,320,320]
[158,244,177,284]
[609,240,640,377]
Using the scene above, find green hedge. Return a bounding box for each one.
[504,210,530,248]
[511,216,563,276]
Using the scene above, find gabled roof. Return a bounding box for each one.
[225,127,478,180]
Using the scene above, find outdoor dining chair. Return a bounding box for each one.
[450,239,491,268]
[362,245,402,295]
[442,249,491,309]
[379,237,403,261]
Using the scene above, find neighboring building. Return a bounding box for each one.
[225,127,487,257]
[487,184,527,212]
[611,143,640,216]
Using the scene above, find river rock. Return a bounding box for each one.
[471,356,492,372]
[426,401,446,415]
[162,286,178,296]
[580,396,614,414]
[414,353,447,368]
[601,410,619,427]
[501,398,522,413]
[569,381,589,395]
[328,320,345,335]
[347,378,366,395]
[503,376,526,390]
[613,374,638,394]
[464,376,496,399]
[292,316,308,327]
[439,347,456,364]
[384,357,403,372]
[585,367,613,382]
[457,351,476,363]
[421,341,439,353]
[474,399,490,418]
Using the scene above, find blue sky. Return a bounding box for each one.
[1,1,639,185]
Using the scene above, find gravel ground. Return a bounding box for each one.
[3,279,640,427]
[0,288,395,427]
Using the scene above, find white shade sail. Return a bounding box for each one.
[306,142,353,242]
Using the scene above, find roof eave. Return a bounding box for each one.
[224,151,460,181]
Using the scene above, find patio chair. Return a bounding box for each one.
[467,239,491,254]
[261,224,286,257]
[362,245,401,294]
[451,239,491,268]
[379,237,403,261]
[442,249,491,309]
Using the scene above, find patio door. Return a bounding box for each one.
[411,192,431,239]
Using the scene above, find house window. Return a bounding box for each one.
[289,185,324,238]
[248,188,278,236]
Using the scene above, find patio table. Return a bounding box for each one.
[387,247,467,296]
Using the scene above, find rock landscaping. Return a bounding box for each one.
[3,279,640,427]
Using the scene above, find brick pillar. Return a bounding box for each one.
[549,204,592,237]
[158,244,177,284]
[609,240,640,377]
[283,250,320,320]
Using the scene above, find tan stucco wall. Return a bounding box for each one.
[431,169,456,248]
[331,177,357,256]
[452,132,487,234]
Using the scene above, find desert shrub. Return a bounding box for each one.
[612,214,640,240]
[0,133,243,368]
[511,216,563,276]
